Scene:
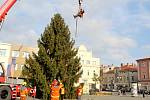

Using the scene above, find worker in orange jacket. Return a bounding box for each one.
[76,85,83,100]
[59,81,65,100]
[50,79,63,100]
[20,82,28,100]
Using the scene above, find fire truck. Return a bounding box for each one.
[0,63,17,100]
[0,1,18,99]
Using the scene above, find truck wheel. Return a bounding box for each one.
[0,86,11,100]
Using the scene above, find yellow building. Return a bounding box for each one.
[7,44,38,83]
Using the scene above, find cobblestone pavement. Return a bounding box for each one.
[81,95,150,100]
[16,96,40,100]
[16,95,150,100]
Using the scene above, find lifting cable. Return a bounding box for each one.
[74,0,85,37]
[75,18,78,37]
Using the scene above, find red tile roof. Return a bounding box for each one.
[120,64,137,71]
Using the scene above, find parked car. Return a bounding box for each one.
[89,88,99,95]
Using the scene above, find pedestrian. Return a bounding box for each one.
[76,85,83,100]
[118,89,121,95]
[142,90,145,98]
[50,79,63,100]
[60,84,65,100]
[20,82,28,100]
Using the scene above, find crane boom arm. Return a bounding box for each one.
[0,0,17,22]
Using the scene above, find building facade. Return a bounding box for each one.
[137,58,150,90]
[0,42,11,75]
[103,70,115,90]
[9,44,38,78]
[77,45,100,94]
[102,63,138,91]
[0,42,38,84]
[7,44,38,84]
[116,65,138,91]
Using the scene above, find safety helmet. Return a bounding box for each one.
[22,82,27,86]
[52,79,58,86]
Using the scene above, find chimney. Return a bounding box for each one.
[121,63,123,67]
[127,63,129,66]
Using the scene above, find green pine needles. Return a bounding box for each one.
[22,13,82,100]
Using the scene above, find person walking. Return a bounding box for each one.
[142,90,145,98]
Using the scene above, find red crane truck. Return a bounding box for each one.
[0,63,17,100]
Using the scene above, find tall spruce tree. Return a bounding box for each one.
[23,13,82,99]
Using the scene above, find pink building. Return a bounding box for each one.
[136,58,150,90]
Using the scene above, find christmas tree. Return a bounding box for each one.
[23,13,82,99]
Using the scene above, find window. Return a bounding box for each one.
[15,64,18,70]
[81,60,84,64]
[93,70,96,76]
[23,52,29,58]
[0,49,7,57]
[120,77,122,81]
[12,50,19,57]
[127,76,129,81]
[144,75,146,79]
[141,61,146,67]
[11,58,16,64]
[80,54,83,57]
[86,60,90,64]
[87,71,89,76]
[0,63,3,75]
[92,61,96,65]
[131,76,134,81]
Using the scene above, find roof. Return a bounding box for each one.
[120,64,137,72]
[120,67,137,72]
[136,57,150,62]
[104,70,114,74]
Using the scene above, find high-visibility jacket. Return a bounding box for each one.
[50,85,61,100]
[77,87,83,96]
[60,87,65,94]
[20,86,27,96]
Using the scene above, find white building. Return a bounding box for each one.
[77,45,100,94]
[0,42,11,75]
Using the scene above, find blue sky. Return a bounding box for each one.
[0,0,150,66]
